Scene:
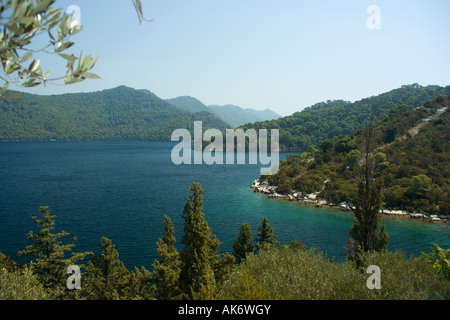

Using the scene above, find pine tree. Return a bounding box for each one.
[152,215,181,300]
[255,218,280,251]
[179,183,221,298]
[84,237,131,300]
[233,224,254,263]
[17,207,91,299]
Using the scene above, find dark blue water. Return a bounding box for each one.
[0,141,448,270]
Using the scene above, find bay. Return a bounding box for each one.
[0,141,448,270]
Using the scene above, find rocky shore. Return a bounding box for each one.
[251,179,450,224]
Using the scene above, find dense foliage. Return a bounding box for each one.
[0,183,448,300]
[265,94,450,216]
[0,86,229,141]
[241,84,450,151]
[220,247,449,300]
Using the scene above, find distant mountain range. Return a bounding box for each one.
[1,84,449,147]
[165,96,281,128]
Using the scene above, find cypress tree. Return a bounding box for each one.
[350,179,389,254]
[179,183,221,298]
[255,217,280,251]
[152,215,181,300]
[349,108,389,261]
[18,207,91,299]
[84,237,130,300]
[233,224,254,263]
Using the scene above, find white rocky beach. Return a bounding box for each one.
[251,179,450,224]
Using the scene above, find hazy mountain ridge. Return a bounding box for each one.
[165,96,281,128]
[208,104,281,128]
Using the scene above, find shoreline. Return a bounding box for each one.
[251,179,450,225]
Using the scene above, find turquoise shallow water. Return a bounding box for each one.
[0,141,448,269]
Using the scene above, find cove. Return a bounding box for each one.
[0,141,448,270]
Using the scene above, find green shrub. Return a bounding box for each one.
[217,268,277,300]
[219,246,450,300]
[422,244,450,280]
[0,267,48,300]
[0,252,16,272]
[220,246,368,300]
[360,250,450,300]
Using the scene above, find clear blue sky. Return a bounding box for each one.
[16,0,450,116]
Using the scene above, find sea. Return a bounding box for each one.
[0,141,448,270]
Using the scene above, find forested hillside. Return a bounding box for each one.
[263,94,450,216]
[241,84,450,151]
[0,86,228,141]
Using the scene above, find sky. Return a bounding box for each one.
[12,0,450,117]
